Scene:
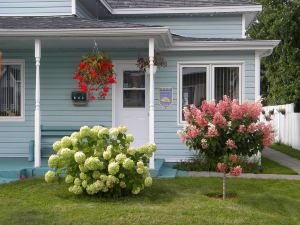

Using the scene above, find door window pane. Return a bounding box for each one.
[0,64,22,117]
[214,67,239,102]
[123,71,145,88]
[123,90,145,108]
[123,70,145,108]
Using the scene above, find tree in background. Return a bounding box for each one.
[248,0,300,105]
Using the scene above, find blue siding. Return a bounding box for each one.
[0,49,255,161]
[108,15,242,38]
[0,0,72,16]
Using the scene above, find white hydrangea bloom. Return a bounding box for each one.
[136,167,144,174]
[120,181,126,188]
[74,151,86,164]
[144,177,153,187]
[98,127,109,136]
[137,161,144,168]
[45,171,56,183]
[92,171,101,179]
[109,128,119,138]
[122,158,134,170]
[61,136,72,148]
[125,134,134,143]
[80,126,90,138]
[132,187,141,195]
[65,175,74,184]
[70,185,83,195]
[103,149,112,160]
[79,164,88,173]
[48,155,60,168]
[84,157,103,171]
[79,172,87,180]
[74,178,81,186]
[52,141,62,152]
[118,126,127,134]
[127,148,136,156]
[108,161,119,175]
[115,153,126,164]
[59,148,74,159]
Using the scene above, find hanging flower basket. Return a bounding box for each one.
[73,52,116,100]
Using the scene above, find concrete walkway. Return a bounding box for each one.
[187,171,300,180]
[263,147,300,174]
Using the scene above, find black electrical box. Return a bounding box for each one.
[72,91,88,106]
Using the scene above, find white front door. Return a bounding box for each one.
[115,63,149,147]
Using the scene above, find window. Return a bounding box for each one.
[0,60,25,121]
[178,63,242,124]
[123,70,145,108]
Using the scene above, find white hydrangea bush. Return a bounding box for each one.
[45,125,156,197]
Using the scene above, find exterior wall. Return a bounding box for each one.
[0,0,72,16]
[108,15,243,38]
[0,48,255,160]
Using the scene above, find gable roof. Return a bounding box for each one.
[104,0,259,9]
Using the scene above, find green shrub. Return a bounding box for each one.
[45,125,156,197]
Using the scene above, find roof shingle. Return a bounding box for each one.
[105,0,259,9]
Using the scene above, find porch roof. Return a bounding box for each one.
[0,16,161,29]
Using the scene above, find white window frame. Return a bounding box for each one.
[0,59,25,122]
[177,61,244,125]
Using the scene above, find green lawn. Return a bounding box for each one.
[271,143,300,160]
[261,156,298,175]
[1,177,300,225]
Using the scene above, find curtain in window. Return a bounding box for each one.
[0,65,21,117]
[214,67,239,102]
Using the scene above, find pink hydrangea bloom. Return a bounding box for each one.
[257,122,274,147]
[207,124,219,137]
[226,139,237,149]
[217,163,226,173]
[238,125,245,133]
[247,123,257,133]
[177,130,187,143]
[230,166,242,176]
[183,107,191,123]
[201,100,216,116]
[229,154,238,163]
[187,126,200,139]
[216,96,232,114]
[213,112,227,128]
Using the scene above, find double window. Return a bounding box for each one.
[0,60,25,121]
[178,63,242,123]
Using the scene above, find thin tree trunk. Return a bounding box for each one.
[223,172,226,200]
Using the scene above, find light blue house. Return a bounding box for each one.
[0,0,279,172]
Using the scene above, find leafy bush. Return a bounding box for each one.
[45,126,156,197]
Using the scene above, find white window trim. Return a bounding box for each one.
[177,61,245,125]
[0,59,25,122]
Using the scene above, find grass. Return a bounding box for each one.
[175,156,297,175]
[271,143,300,160]
[261,156,298,175]
[1,177,300,225]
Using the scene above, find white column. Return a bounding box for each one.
[34,39,41,168]
[255,51,261,101]
[149,38,155,169]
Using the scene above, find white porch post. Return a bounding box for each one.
[34,39,41,168]
[149,38,155,169]
[255,51,261,101]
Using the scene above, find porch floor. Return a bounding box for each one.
[0,158,186,183]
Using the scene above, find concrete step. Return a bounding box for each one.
[32,167,50,177]
[150,159,165,177]
[157,165,177,178]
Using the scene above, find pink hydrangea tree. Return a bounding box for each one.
[178,96,274,199]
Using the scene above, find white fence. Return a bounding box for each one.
[262,103,300,150]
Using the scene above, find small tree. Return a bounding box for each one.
[178,96,274,199]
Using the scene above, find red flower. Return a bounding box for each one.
[100,92,107,97]
[88,95,96,100]
[229,154,238,163]
[103,86,109,93]
[79,62,87,70]
[80,84,88,92]
[107,74,116,84]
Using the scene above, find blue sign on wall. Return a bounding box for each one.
[159,87,173,109]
